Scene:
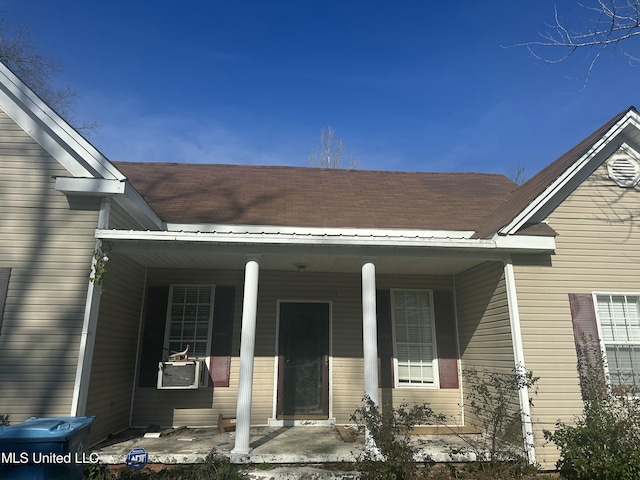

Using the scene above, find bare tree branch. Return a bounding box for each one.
[308,125,359,169]
[507,166,527,186]
[0,13,98,132]
[513,0,640,84]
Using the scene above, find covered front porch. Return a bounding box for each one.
[80,228,552,464]
[91,424,478,465]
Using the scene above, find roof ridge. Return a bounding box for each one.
[113,160,512,178]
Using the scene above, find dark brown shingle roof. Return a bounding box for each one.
[472,106,636,239]
[115,162,517,231]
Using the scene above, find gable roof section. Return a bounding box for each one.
[115,162,517,232]
[0,63,162,230]
[0,62,123,180]
[473,107,639,239]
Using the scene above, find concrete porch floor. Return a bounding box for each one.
[91,426,477,465]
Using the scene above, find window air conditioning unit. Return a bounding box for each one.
[157,361,201,389]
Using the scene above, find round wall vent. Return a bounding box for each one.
[607,154,640,188]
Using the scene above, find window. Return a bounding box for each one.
[595,294,640,387]
[391,289,437,386]
[164,285,215,359]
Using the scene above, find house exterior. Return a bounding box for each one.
[0,61,639,468]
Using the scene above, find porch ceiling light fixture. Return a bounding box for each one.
[294,262,308,272]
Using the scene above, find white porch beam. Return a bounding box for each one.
[504,259,536,465]
[232,255,260,455]
[361,258,379,406]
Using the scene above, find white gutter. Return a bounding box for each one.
[96,227,556,252]
[70,198,111,417]
[166,223,476,239]
[504,259,536,465]
[500,110,639,236]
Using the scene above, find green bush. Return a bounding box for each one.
[350,394,445,480]
[544,337,640,480]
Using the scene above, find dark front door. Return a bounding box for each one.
[277,302,329,418]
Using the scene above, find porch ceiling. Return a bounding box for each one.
[112,241,507,275]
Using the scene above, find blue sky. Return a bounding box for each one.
[3,1,639,179]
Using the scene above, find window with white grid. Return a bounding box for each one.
[595,294,640,387]
[391,289,437,386]
[164,285,215,359]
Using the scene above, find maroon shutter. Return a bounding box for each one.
[376,289,394,388]
[568,293,604,398]
[209,286,235,387]
[138,286,170,387]
[0,268,10,331]
[568,293,599,347]
[434,291,459,388]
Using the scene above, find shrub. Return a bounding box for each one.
[83,454,246,480]
[350,394,444,480]
[544,337,640,480]
[451,366,539,478]
[0,414,8,427]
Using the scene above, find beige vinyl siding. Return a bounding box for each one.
[85,253,146,444]
[456,261,513,372]
[109,201,144,230]
[0,111,99,420]
[131,269,462,428]
[455,261,518,428]
[515,161,640,468]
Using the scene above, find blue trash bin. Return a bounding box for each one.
[0,416,95,480]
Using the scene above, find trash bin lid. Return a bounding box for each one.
[0,416,95,442]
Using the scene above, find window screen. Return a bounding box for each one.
[596,294,640,387]
[392,289,436,385]
[165,285,214,359]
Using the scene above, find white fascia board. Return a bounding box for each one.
[96,228,555,252]
[500,110,640,236]
[165,223,476,239]
[492,234,556,251]
[55,177,163,229]
[55,177,126,195]
[0,63,124,181]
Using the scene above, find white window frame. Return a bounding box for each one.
[593,292,640,388]
[390,288,439,388]
[163,284,216,361]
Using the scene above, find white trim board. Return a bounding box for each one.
[0,63,124,181]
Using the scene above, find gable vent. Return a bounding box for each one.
[607,153,640,188]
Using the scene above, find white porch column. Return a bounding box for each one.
[71,198,110,416]
[504,258,536,465]
[232,255,260,455]
[361,258,379,406]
